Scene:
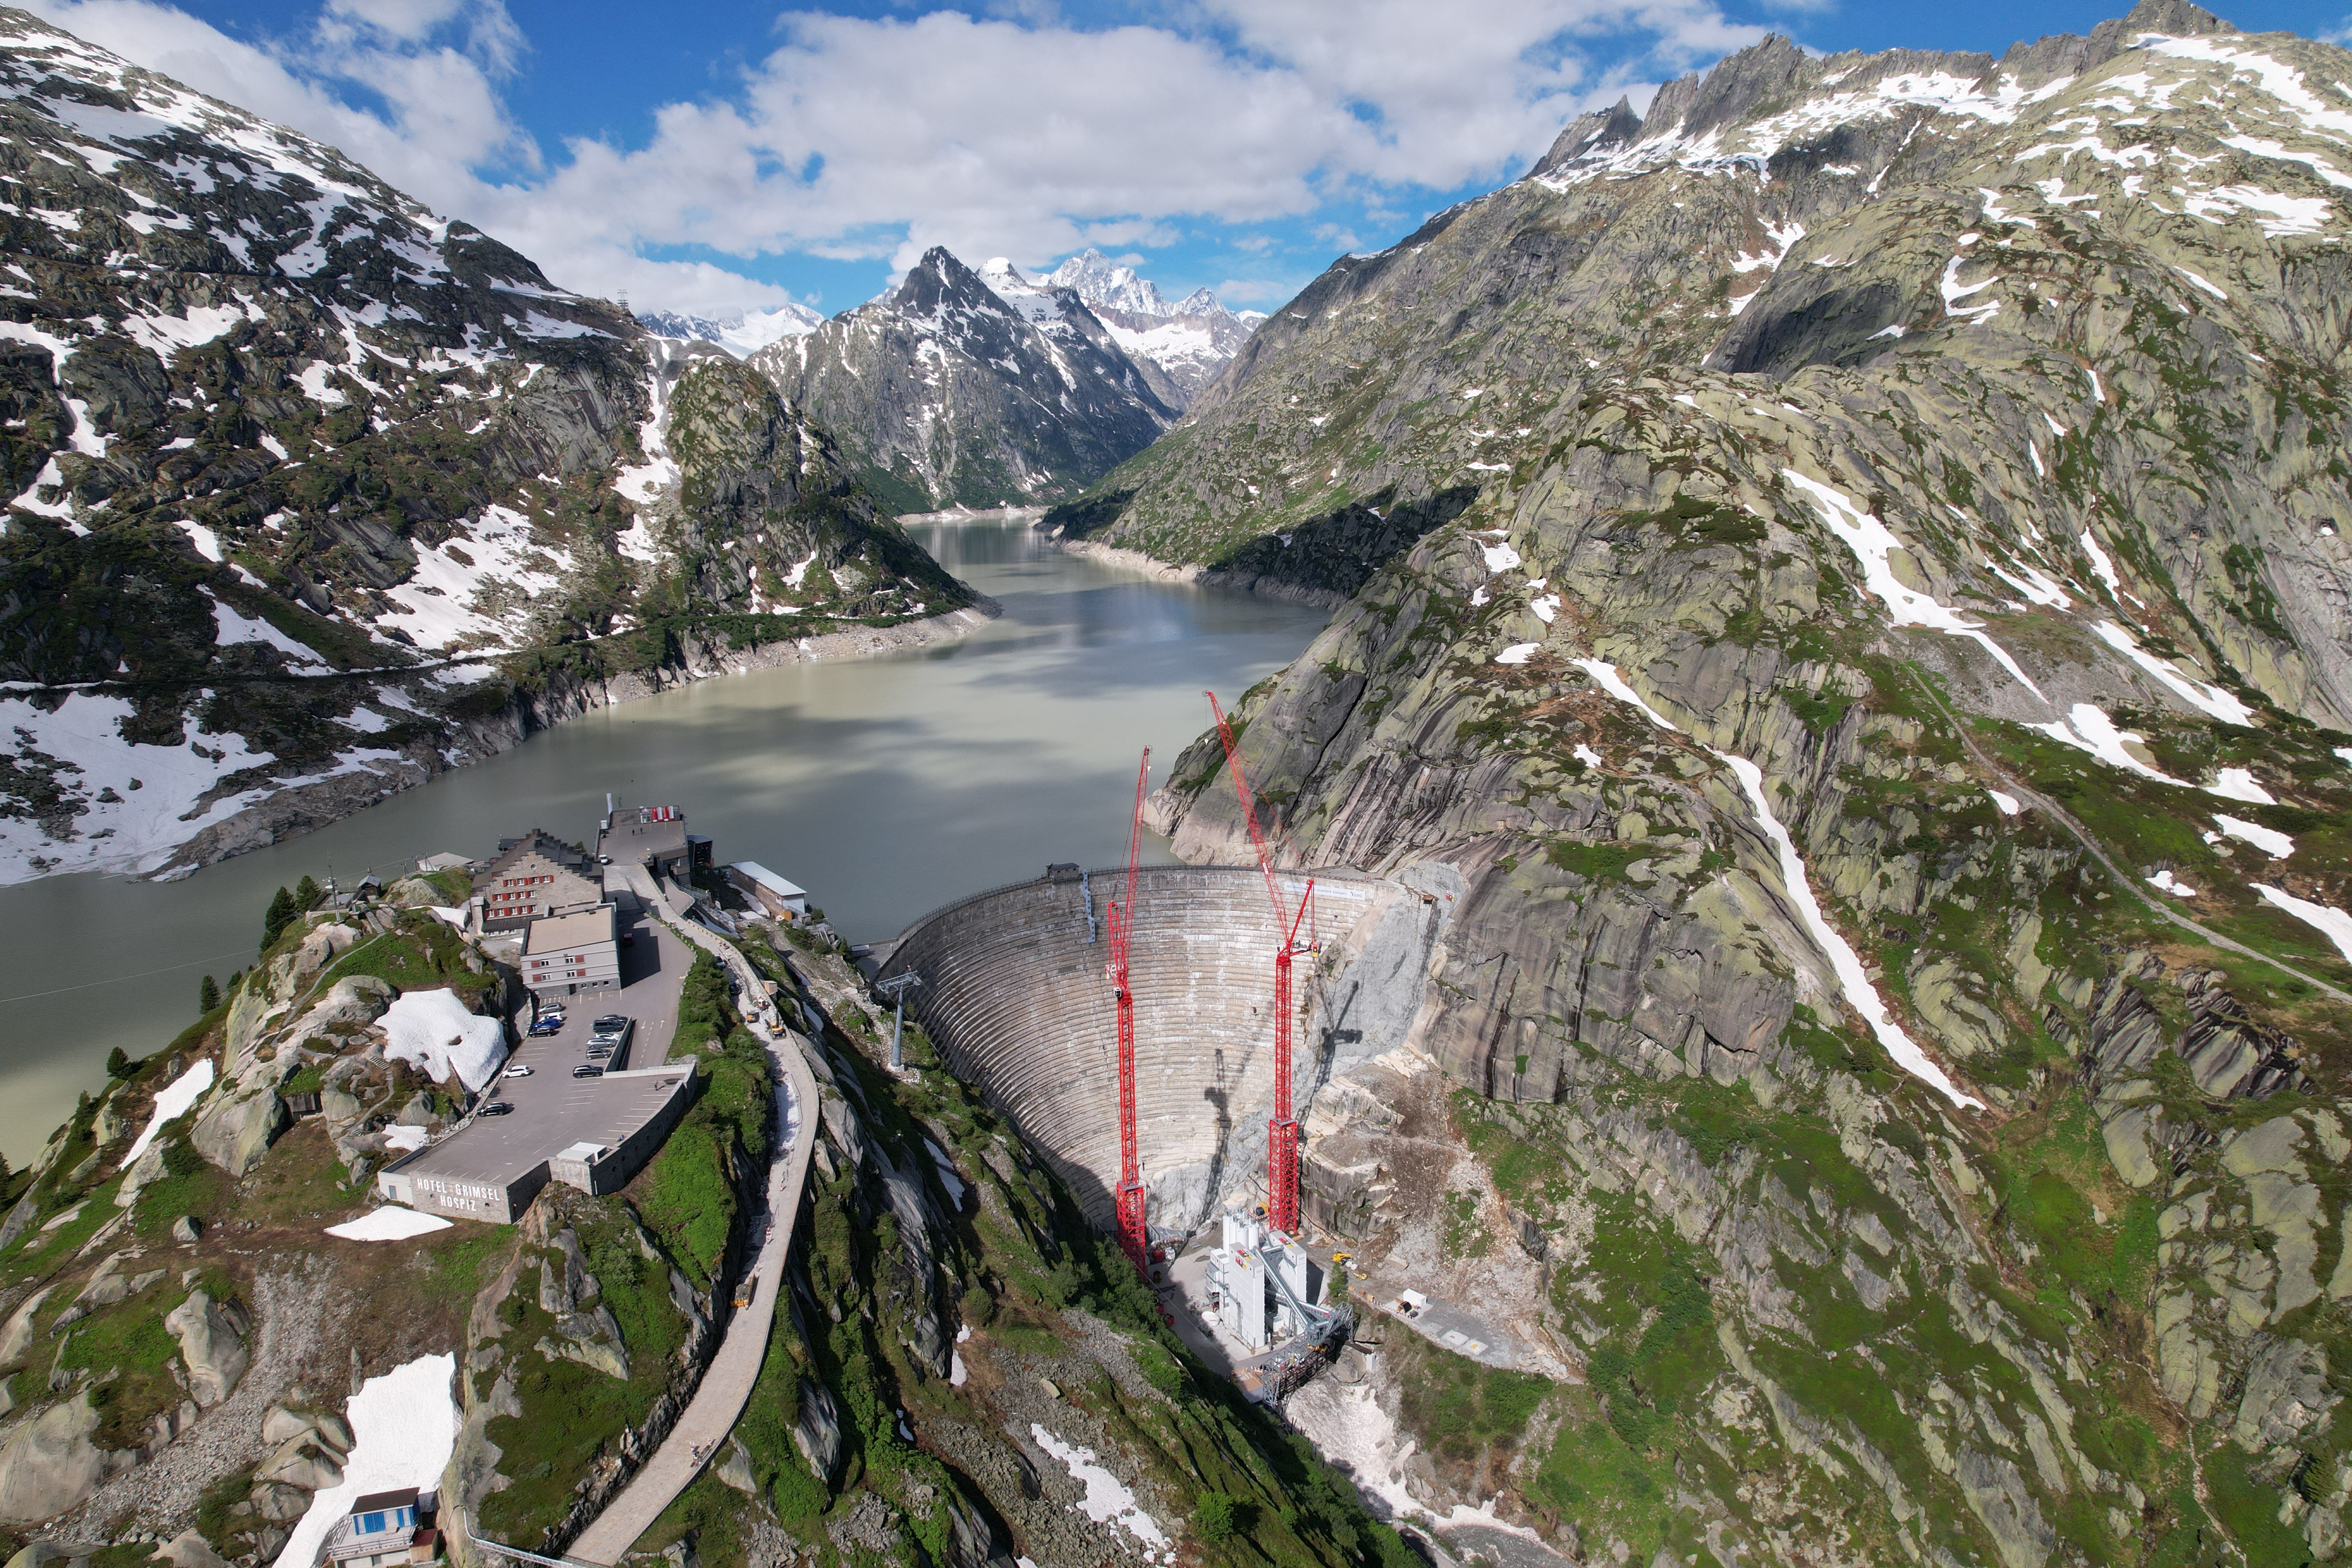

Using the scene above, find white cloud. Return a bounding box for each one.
[24,0,536,197]
[1214,277,1303,303]
[21,0,1764,313]
[1200,0,1755,183]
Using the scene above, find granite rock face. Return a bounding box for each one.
[1124,4,2352,1563]
[0,1392,121,1523]
[163,1289,249,1408]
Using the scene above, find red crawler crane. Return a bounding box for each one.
[1106,748,1152,1273]
[1206,691,1315,1237]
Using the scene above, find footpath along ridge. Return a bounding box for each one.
[558,867,824,1565]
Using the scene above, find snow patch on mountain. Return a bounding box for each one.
[636,303,824,357]
[1781,469,2042,698]
[380,988,506,1090]
[974,259,1068,324]
[207,591,331,671]
[2253,884,2352,964]
[0,689,348,882]
[374,506,573,652]
[1718,750,1983,1109]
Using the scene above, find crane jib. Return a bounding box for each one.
[1204,690,1307,1238]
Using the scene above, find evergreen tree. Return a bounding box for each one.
[263,885,297,947]
[294,873,322,910]
[105,1046,131,1079]
[199,974,220,1014]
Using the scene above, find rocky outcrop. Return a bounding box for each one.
[163,1291,249,1408]
[252,1410,349,1494]
[532,1227,630,1381]
[651,354,974,624]
[450,1190,722,1556]
[187,1084,288,1178]
[0,1287,56,1367]
[791,1377,844,1485]
[0,1392,126,1523]
[154,1531,232,1568]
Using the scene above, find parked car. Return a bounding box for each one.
[527,1018,563,1037]
[478,1101,514,1116]
[586,1046,612,1060]
[572,1065,603,1079]
[591,1019,635,1051]
[591,1014,629,1032]
[503,1064,532,1078]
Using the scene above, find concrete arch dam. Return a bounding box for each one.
[878,864,1442,1234]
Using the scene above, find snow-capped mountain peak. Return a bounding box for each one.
[750,245,1176,509]
[1046,248,1173,317]
[1010,253,1259,404]
[975,257,1066,323]
[636,302,824,357]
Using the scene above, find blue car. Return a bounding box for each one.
[527,1018,564,1037]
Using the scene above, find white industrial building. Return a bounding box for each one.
[1208,1213,1316,1353]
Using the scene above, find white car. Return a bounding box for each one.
[503,1063,533,1078]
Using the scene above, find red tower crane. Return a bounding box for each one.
[1106,748,1152,1273]
[1205,691,1315,1237]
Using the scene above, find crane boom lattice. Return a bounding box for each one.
[1107,748,1151,1272]
[1206,692,1314,1236]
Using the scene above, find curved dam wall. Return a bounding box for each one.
[879,864,1434,1233]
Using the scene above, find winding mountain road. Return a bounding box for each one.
[563,868,822,1566]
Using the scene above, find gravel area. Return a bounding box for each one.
[60,1257,345,1537]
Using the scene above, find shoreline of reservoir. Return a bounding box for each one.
[0,514,1333,1163]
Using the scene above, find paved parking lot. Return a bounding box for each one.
[390,892,698,1197]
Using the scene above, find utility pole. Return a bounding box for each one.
[876,971,922,1071]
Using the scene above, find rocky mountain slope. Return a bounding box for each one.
[1042,250,1262,407]
[750,248,1177,512]
[1111,3,2352,1564]
[0,9,976,885]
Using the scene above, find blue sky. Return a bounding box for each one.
[24,0,2352,317]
